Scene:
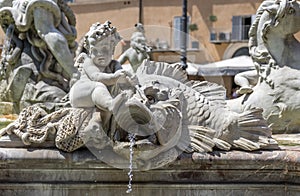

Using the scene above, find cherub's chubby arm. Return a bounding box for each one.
[117,50,129,65]
[84,61,130,86]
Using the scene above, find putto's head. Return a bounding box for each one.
[83,21,122,53]
[130,32,146,47]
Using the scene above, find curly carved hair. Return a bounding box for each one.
[248,0,291,65]
[83,21,122,52]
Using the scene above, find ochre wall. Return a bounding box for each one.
[70,0,216,63]
[70,1,139,40]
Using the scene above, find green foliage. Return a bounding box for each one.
[209,15,218,22]
[189,23,198,32]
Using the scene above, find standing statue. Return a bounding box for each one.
[228,0,300,133]
[0,0,78,112]
[118,23,152,72]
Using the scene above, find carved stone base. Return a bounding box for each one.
[0,146,299,195]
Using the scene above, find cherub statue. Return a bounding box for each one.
[118,23,152,72]
[69,21,134,128]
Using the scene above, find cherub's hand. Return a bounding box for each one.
[114,69,129,79]
[115,72,138,89]
[128,74,139,86]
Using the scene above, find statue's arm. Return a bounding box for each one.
[5,34,23,65]
[84,64,119,86]
[117,50,129,65]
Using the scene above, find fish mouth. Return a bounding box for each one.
[111,92,183,170]
[127,100,152,125]
[114,97,157,136]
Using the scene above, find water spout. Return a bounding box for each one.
[126,133,135,194]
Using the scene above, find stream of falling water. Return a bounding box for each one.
[126,133,135,194]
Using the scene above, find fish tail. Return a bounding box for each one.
[228,108,278,151]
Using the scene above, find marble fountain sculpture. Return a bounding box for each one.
[0,20,278,171]
[118,23,152,73]
[229,0,300,133]
[0,0,78,113]
[0,0,299,194]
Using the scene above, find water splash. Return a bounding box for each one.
[126,133,135,194]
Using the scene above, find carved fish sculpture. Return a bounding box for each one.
[110,60,278,170]
[0,60,278,170]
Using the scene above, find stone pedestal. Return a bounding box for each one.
[0,146,299,195]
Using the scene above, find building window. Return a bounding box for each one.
[231,15,255,41]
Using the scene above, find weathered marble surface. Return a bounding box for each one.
[229,0,300,133]
[0,60,279,171]
[0,0,78,112]
[0,147,299,195]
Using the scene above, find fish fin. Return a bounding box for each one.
[189,81,227,103]
[213,138,231,151]
[187,125,216,153]
[238,108,271,137]
[233,137,260,151]
[226,108,278,151]
[136,60,188,83]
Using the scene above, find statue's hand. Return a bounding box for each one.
[114,69,128,79]
[124,74,139,87]
[114,70,137,87]
[115,72,139,91]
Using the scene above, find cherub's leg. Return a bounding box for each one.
[91,85,114,111]
[91,84,127,128]
[91,84,126,112]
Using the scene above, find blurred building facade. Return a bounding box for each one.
[2,0,299,98]
[2,0,300,64]
[68,0,267,63]
[0,0,267,64]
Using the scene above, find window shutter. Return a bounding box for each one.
[232,16,242,41]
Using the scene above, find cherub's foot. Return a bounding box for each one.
[237,86,253,95]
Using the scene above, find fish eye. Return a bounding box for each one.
[288,7,295,15]
[146,95,156,104]
[157,91,168,101]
